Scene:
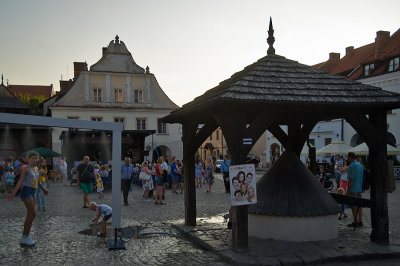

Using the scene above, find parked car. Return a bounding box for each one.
[215,159,223,173]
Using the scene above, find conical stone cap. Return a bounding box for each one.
[248,151,340,217]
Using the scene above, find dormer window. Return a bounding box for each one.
[114,89,123,102]
[134,89,143,103]
[364,64,374,76]
[93,88,102,102]
[389,57,399,72]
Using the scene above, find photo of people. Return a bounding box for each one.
[229,164,257,206]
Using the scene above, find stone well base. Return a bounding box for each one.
[248,214,337,241]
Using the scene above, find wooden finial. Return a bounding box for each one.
[267,17,275,55]
[115,35,120,44]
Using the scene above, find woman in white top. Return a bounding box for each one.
[141,161,154,202]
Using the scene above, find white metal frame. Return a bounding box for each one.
[0,113,124,228]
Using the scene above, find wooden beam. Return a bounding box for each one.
[182,121,198,226]
[292,120,318,156]
[344,112,380,149]
[329,193,371,208]
[269,123,289,149]
[368,111,389,244]
[192,118,218,153]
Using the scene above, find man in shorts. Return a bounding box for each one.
[346,152,364,227]
[77,156,94,208]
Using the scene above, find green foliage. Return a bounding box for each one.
[18,93,46,115]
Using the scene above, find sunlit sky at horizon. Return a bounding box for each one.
[0,0,399,107]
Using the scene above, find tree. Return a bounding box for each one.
[18,93,46,115]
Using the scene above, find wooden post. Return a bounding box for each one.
[182,122,197,226]
[216,113,248,252]
[183,146,196,226]
[369,111,389,244]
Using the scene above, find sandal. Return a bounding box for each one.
[155,202,159,205]
[347,222,357,227]
[160,202,167,205]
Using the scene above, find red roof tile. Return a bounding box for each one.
[10,85,54,98]
[313,28,400,79]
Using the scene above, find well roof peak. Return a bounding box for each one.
[267,17,275,55]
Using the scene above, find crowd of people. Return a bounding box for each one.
[309,152,367,227]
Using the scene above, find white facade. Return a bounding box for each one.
[50,37,182,161]
[344,71,400,154]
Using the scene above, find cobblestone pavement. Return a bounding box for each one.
[1,173,400,265]
[0,174,231,265]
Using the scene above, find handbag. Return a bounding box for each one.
[139,170,151,181]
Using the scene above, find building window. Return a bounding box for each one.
[91,117,103,122]
[67,116,79,119]
[309,139,315,146]
[210,133,213,140]
[324,138,332,146]
[137,119,146,130]
[114,89,123,102]
[93,88,102,102]
[389,57,399,72]
[216,130,219,140]
[114,117,125,125]
[134,89,143,103]
[364,64,374,76]
[158,119,167,134]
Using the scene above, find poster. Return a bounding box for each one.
[229,164,257,206]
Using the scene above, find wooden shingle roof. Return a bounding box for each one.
[163,53,400,123]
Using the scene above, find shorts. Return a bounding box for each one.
[155,176,164,187]
[340,180,348,191]
[6,181,14,186]
[80,182,92,194]
[20,186,36,200]
[103,214,112,222]
[97,187,104,193]
[171,175,179,185]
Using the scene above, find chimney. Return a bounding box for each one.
[375,31,390,50]
[73,62,88,80]
[375,30,390,59]
[345,46,354,56]
[329,52,340,63]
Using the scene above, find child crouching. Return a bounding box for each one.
[89,202,112,237]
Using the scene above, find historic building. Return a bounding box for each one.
[0,77,51,158]
[313,28,400,153]
[48,36,182,163]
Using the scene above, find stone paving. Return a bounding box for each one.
[1,172,400,265]
[0,174,231,265]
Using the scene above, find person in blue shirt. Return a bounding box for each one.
[221,156,231,193]
[121,157,134,206]
[170,157,180,194]
[346,152,364,227]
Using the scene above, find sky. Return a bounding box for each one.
[0,0,399,107]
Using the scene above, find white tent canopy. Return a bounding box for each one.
[348,142,400,156]
[316,140,353,156]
